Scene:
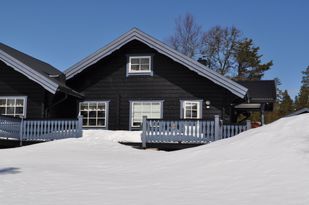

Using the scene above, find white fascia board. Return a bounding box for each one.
[0,50,59,94]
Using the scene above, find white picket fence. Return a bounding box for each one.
[0,115,83,144]
[142,115,251,148]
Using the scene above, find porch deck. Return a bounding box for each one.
[141,115,251,148]
[0,115,83,146]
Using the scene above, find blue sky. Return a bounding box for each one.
[1,0,308,98]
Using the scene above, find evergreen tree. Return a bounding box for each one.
[234,39,273,80]
[279,90,294,116]
[295,66,309,109]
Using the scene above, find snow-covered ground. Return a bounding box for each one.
[0,114,309,205]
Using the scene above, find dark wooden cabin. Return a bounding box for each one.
[0,43,82,119]
[64,28,263,130]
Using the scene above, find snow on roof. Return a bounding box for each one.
[0,113,309,204]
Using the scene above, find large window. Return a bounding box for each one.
[130,101,162,128]
[0,97,27,118]
[128,56,152,74]
[181,100,202,119]
[79,101,108,128]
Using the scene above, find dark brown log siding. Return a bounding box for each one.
[0,61,46,118]
[67,40,240,130]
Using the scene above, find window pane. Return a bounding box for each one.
[16,107,24,115]
[97,119,105,126]
[97,111,105,118]
[89,103,96,111]
[16,99,24,106]
[130,65,139,71]
[185,110,191,118]
[7,99,15,106]
[7,107,14,115]
[191,104,198,110]
[140,64,150,71]
[141,58,149,64]
[89,119,96,126]
[151,112,160,119]
[89,111,96,118]
[131,58,139,64]
[192,110,198,118]
[97,103,105,111]
[133,112,142,121]
[152,104,161,112]
[142,103,151,112]
[80,111,88,118]
[80,103,88,111]
[0,107,5,114]
[133,103,142,112]
[0,99,6,106]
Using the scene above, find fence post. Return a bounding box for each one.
[246,120,251,130]
[214,115,221,141]
[78,115,83,138]
[19,118,23,147]
[142,116,147,148]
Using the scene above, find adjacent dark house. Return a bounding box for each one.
[0,43,82,119]
[64,28,276,130]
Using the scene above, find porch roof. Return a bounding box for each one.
[237,80,276,103]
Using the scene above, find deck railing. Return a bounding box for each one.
[0,115,83,145]
[0,115,22,139]
[142,115,251,148]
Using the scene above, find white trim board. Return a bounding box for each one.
[64,28,248,98]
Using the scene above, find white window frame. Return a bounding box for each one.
[181,100,202,119]
[79,101,109,128]
[130,100,163,128]
[0,96,27,118]
[128,56,152,74]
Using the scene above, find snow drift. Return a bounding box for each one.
[0,114,308,205]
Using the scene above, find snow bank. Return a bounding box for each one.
[83,129,142,142]
[0,114,308,205]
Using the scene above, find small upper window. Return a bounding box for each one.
[128,56,152,74]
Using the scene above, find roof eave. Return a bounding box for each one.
[0,50,59,94]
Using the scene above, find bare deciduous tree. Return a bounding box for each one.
[200,26,241,76]
[168,13,202,58]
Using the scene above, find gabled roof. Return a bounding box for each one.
[237,80,276,103]
[0,43,83,98]
[64,28,248,98]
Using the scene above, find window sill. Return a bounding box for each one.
[127,71,153,76]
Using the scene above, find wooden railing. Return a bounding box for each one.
[221,123,250,139]
[142,115,251,148]
[143,119,215,144]
[21,118,83,141]
[0,115,83,145]
[0,115,22,139]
